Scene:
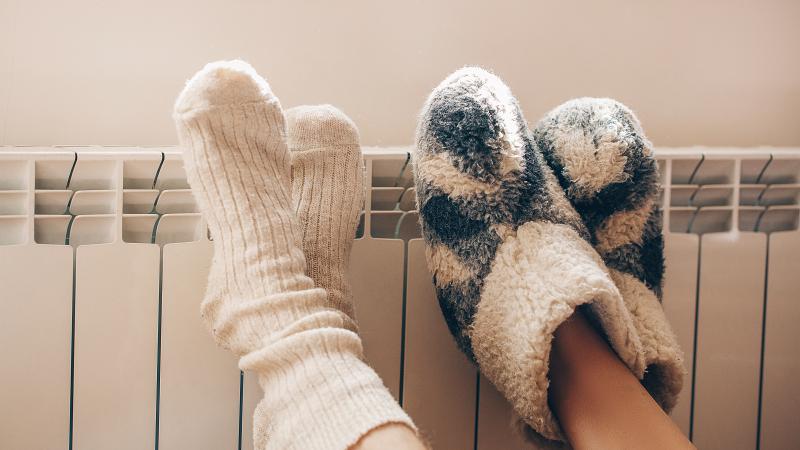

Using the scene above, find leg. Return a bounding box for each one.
[534,98,684,412]
[285,104,428,450]
[174,60,415,450]
[413,67,648,445]
[352,423,428,450]
[549,307,694,450]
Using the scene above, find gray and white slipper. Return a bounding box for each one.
[533,97,684,413]
[413,68,647,444]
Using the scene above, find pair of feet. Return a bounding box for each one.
[174,60,684,449]
[174,61,416,450]
[413,68,684,443]
[175,60,362,320]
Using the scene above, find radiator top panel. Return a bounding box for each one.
[1,146,798,247]
[1,146,798,450]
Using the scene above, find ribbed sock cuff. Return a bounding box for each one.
[245,331,415,450]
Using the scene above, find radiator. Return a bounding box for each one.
[0,146,798,450]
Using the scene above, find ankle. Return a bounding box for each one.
[351,423,428,450]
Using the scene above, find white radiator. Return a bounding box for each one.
[0,147,798,450]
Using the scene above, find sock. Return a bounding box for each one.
[533,97,684,412]
[413,67,646,444]
[286,104,364,320]
[173,60,414,450]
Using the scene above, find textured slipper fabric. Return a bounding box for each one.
[533,97,685,412]
[413,68,646,443]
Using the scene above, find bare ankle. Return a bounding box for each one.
[351,423,428,450]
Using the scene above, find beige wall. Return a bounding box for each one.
[1,0,798,147]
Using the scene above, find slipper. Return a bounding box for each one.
[533,97,684,413]
[413,68,646,444]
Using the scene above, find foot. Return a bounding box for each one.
[174,60,415,450]
[413,67,645,443]
[533,97,684,411]
[286,104,364,320]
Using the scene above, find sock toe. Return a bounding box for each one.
[174,59,275,115]
[286,104,359,150]
[417,66,526,183]
[533,97,658,208]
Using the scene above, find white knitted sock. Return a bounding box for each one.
[173,60,414,450]
[286,105,364,319]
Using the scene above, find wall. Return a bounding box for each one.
[0,0,798,147]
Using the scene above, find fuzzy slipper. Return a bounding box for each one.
[413,68,647,444]
[532,97,685,413]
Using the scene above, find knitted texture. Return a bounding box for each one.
[173,60,413,450]
[533,97,684,412]
[413,67,646,444]
[287,105,364,319]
